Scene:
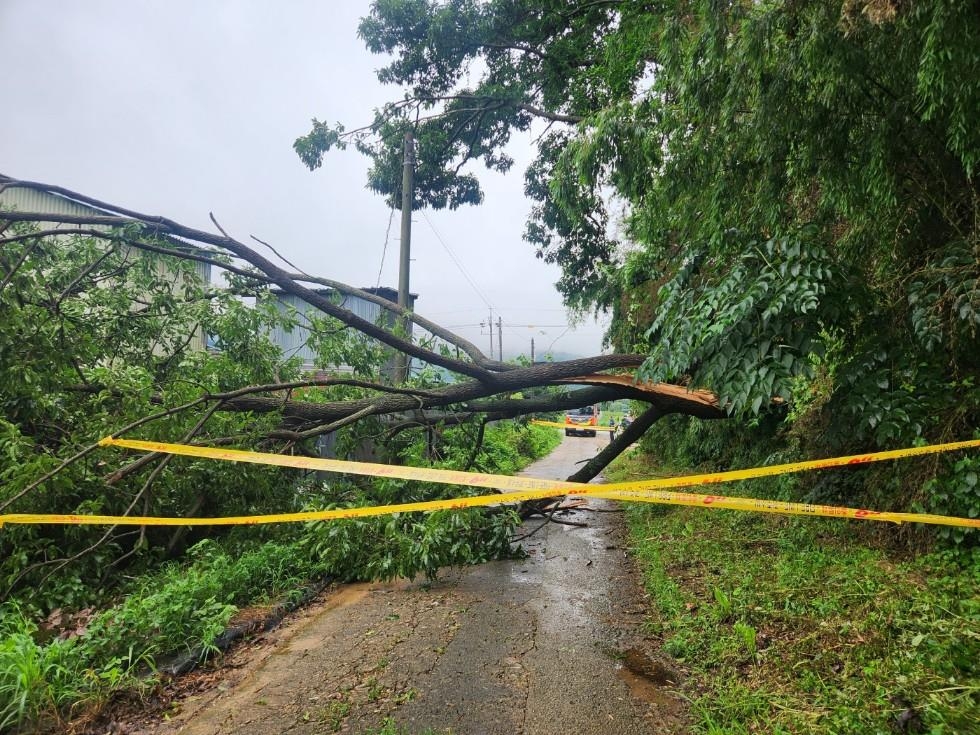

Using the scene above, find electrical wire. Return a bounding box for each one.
[421,210,494,311]
[376,206,396,288]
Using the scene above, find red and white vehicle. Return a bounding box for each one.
[564,405,598,437]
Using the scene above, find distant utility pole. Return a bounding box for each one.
[395,132,414,383]
[483,309,494,359]
[531,337,535,363]
[497,316,503,362]
[480,312,494,359]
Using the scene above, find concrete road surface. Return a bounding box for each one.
[143,434,686,735]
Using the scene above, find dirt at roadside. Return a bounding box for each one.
[96,436,688,735]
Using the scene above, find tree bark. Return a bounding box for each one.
[0,177,727,460]
[565,405,663,483]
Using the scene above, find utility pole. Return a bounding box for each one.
[497,316,503,362]
[394,132,414,383]
[488,309,494,359]
[531,337,535,363]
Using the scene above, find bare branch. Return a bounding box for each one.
[219,355,649,422]
[0,178,726,476]
[516,103,584,125]
[9,223,502,373]
[269,403,381,441]
[566,404,663,483]
[463,419,488,471]
[285,272,512,370]
[250,232,311,279]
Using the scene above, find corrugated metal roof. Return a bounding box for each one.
[1,178,211,349]
[0,185,103,228]
[0,179,210,278]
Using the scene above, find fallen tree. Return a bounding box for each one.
[0,176,727,602]
[0,175,724,466]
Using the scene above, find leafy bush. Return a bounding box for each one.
[302,421,560,581]
[640,234,848,417]
[0,417,561,731]
[0,230,301,611]
[301,505,518,582]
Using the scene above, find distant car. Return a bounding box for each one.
[564,406,598,437]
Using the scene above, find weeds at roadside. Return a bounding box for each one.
[324,697,351,732]
[607,452,980,734]
[361,718,449,735]
[393,687,418,705]
[0,537,329,733]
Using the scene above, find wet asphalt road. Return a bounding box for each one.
[147,434,685,735]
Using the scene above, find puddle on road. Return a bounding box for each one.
[614,647,680,708]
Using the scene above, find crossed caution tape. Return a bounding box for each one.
[0,436,977,529]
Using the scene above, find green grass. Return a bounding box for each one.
[0,537,330,732]
[0,610,84,733]
[608,452,980,734]
[359,719,449,735]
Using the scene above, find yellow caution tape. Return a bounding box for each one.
[0,489,571,527]
[99,438,589,494]
[531,420,615,431]
[0,437,976,529]
[588,490,979,528]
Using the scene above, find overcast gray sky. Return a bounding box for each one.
[0,0,609,359]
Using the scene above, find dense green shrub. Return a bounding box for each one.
[0,420,560,731]
[301,422,561,581]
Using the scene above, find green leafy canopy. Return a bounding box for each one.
[307,0,979,524]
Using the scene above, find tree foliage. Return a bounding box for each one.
[0,226,300,609]
[309,0,979,526]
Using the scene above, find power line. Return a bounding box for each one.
[420,210,494,311]
[546,325,571,353]
[448,322,603,337]
[376,205,396,288]
[503,323,570,329]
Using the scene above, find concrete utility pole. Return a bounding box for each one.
[395,132,415,383]
[497,316,503,362]
[531,337,535,363]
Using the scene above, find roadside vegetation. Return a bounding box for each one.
[608,424,979,734]
[0,419,558,732]
[3,1,979,732]
[302,0,980,533]
[0,228,560,731]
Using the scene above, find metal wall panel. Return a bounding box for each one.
[0,186,101,226]
[268,290,414,372]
